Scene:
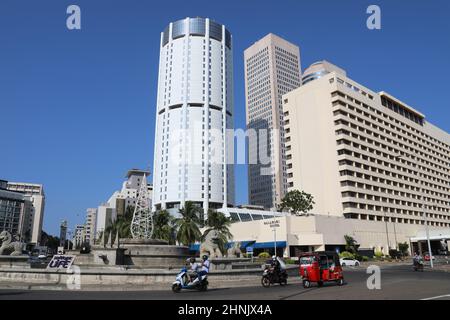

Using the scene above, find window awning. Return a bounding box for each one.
[189,240,287,252]
[252,241,287,249]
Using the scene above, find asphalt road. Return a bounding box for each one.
[0,265,449,300]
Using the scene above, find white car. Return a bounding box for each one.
[340,257,360,267]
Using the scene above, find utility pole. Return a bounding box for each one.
[272,211,277,257]
[383,211,390,254]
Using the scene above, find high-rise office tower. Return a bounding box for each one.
[152,17,234,215]
[244,33,301,209]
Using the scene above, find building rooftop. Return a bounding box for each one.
[126,169,151,178]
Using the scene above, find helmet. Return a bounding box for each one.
[202,255,209,261]
[189,257,196,263]
[272,255,276,260]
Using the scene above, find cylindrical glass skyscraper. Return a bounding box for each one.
[152,17,234,215]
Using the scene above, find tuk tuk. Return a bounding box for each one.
[298,251,344,288]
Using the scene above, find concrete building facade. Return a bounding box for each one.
[228,212,450,257]
[152,17,235,215]
[281,64,449,243]
[73,224,85,249]
[7,182,45,244]
[0,180,32,242]
[244,33,301,210]
[84,208,97,245]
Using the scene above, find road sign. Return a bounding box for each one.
[246,246,254,253]
[47,255,75,270]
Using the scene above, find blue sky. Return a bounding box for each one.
[1,0,449,236]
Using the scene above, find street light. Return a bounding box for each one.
[271,211,277,257]
[396,154,433,268]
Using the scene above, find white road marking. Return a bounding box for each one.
[421,294,450,300]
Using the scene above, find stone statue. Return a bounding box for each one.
[200,230,222,258]
[227,242,242,258]
[440,239,448,251]
[0,231,24,256]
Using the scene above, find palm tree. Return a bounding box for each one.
[174,201,202,246]
[202,209,233,255]
[104,205,135,242]
[152,209,177,244]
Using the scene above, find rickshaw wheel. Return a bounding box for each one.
[302,280,311,288]
[337,278,344,286]
[317,281,323,287]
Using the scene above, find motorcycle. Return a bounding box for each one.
[172,267,208,293]
[413,259,424,272]
[261,265,288,287]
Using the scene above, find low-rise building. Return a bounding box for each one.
[224,209,450,258]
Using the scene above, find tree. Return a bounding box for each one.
[175,201,202,246]
[41,231,60,251]
[398,242,409,257]
[103,205,135,243]
[152,210,177,244]
[202,209,233,255]
[344,235,359,254]
[279,190,315,215]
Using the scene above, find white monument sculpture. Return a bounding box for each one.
[130,173,154,239]
[0,231,24,256]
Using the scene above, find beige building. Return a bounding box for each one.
[228,213,450,257]
[7,182,45,244]
[282,63,449,235]
[84,208,97,245]
[244,33,302,210]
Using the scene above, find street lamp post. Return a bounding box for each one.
[272,211,277,256]
[383,211,390,254]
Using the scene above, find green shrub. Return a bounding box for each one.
[285,259,297,265]
[258,252,271,259]
[374,250,383,259]
[339,251,355,259]
[361,256,369,262]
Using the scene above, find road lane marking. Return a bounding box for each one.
[421,294,450,300]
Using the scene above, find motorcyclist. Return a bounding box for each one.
[270,255,281,280]
[196,255,210,283]
[187,257,199,284]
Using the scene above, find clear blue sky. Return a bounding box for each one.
[1,0,449,236]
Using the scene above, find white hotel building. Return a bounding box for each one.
[224,62,449,257]
[152,17,235,215]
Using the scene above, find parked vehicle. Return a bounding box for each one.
[424,252,435,261]
[172,267,208,293]
[299,251,344,288]
[261,264,288,287]
[339,257,360,267]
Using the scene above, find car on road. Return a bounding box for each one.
[339,257,360,267]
